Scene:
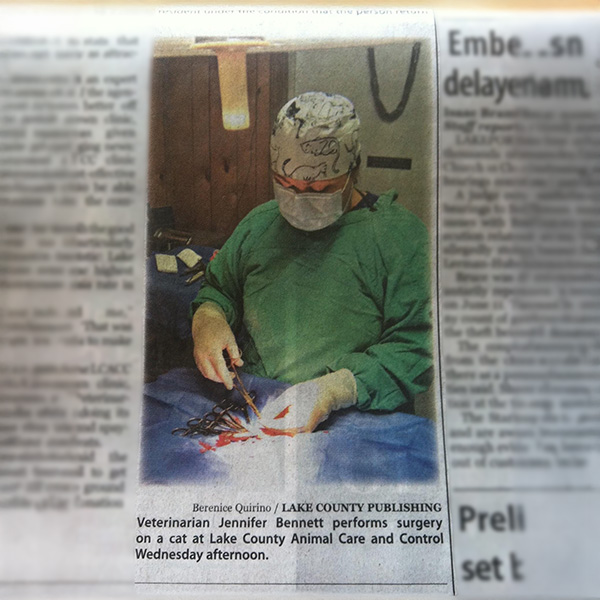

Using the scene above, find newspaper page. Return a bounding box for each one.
[436,12,600,596]
[0,7,152,595]
[1,5,599,600]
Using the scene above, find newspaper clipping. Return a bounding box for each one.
[0,5,599,599]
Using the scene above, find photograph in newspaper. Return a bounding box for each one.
[137,11,452,593]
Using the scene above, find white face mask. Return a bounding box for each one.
[274,174,352,232]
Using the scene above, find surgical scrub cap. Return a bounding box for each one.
[270,92,361,182]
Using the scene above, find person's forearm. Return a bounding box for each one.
[192,301,226,338]
[192,301,242,389]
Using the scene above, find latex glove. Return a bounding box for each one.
[259,369,357,433]
[192,302,243,390]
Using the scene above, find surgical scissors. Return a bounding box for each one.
[229,362,261,418]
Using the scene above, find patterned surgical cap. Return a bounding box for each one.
[270,92,361,182]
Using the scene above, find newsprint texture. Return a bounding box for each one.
[0,6,599,599]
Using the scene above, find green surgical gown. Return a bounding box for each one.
[191,190,432,412]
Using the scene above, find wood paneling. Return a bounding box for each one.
[161,58,195,221]
[148,58,167,209]
[148,53,289,239]
[255,54,272,211]
[191,57,212,232]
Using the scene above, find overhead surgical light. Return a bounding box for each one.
[156,31,415,131]
[190,37,269,131]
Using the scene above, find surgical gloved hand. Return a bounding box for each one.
[192,301,243,390]
[259,369,357,433]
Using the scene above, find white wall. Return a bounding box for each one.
[291,40,435,230]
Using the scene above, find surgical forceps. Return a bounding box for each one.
[172,398,249,437]
[171,358,260,437]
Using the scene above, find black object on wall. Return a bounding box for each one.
[367,43,421,123]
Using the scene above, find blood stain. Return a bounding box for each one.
[273,405,291,420]
[199,441,215,453]
[260,426,296,438]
